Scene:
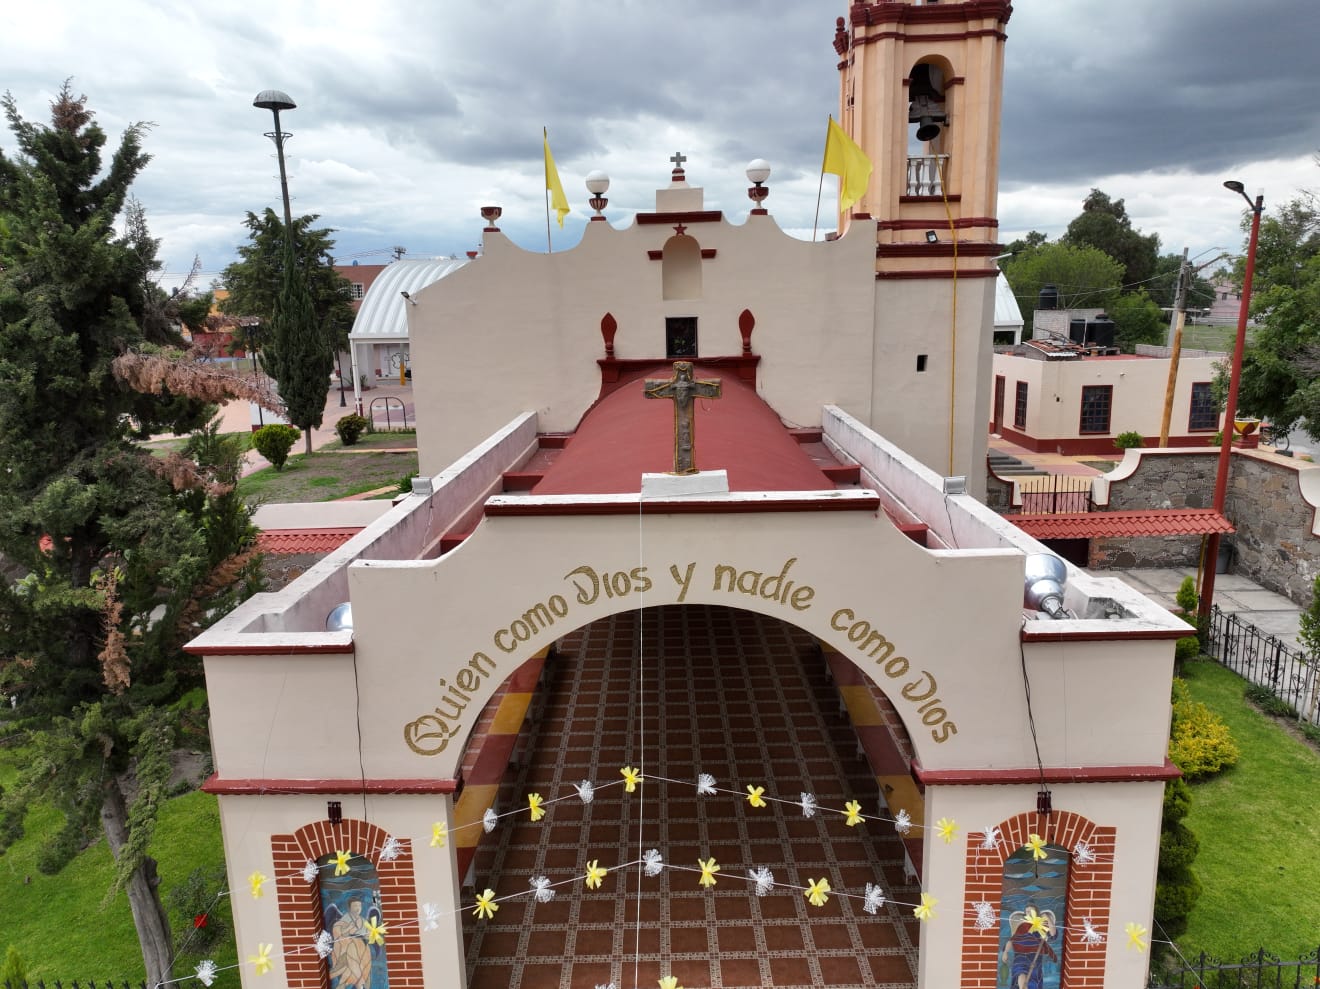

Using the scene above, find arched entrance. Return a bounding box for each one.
[461,604,920,988]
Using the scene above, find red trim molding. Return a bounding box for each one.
[877,242,1006,259]
[203,773,460,795]
[636,211,723,225]
[1021,625,1188,643]
[647,248,717,260]
[485,493,882,517]
[851,0,1012,27]
[183,640,353,656]
[900,194,962,205]
[877,217,998,231]
[875,268,1000,280]
[912,759,1181,785]
[995,425,1217,456]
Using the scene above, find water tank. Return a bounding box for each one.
[1038,284,1060,310]
[1089,315,1116,349]
[1069,318,1087,345]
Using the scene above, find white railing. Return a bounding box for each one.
[906,154,949,196]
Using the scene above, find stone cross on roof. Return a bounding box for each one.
[644,361,721,475]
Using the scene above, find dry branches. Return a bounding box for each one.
[112,347,284,415]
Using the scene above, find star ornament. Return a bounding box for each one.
[194,961,218,988]
[1026,833,1048,861]
[914,892,938,922]
[936,817,959,844]
[746,784,767,808]
[805,877,831,907]
[697,856,720,888]
[333,849,352,876]
[528,792,546,822]
[844,800,863,826]
[430,822,448,848]
[473,888,499,920]
[365,916,387,946]
[1025,906,1048,938]
[248,870,268,899]
[585,859,608,890]
[1124,921,1149,952]
[621,766,642,792]
[250,943,274,976]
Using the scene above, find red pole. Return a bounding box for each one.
[1199,189,1264,623]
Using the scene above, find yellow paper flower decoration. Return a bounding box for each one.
[936,817,958,844]
[473,888,499,920]
[430,822,448,848]
[365,916,387,946]
[1026,833,1047,861]
[1026,906,1048,938]
[659,977,682,989]
[248,870,268,899]
[746,784,767,808]
[333,849,351,876]
[697,857,720,888]
[804,877,831,907]
[844,800,863,826]
[621,766,642,792]
[528,792,545,822]
[585,859,608,889]
[1124,921,1149,952]
[249,943,273,976]
[913,892,937,921]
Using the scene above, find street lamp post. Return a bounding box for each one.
[1198,181,1265,624]
[253,90,296,240]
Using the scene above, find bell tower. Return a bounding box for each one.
[834,0,1011,271]
[831,0,1012,498]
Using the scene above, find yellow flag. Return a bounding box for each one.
[543,128,570,228]
[822,116,873,213]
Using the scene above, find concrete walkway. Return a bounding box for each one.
[1087,567,1304,653]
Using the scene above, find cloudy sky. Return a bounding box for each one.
[3,1,1318,291]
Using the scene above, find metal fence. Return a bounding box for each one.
[1148,946,1320,988]
[1204,605,1320,723]
[1017,473,1094,515]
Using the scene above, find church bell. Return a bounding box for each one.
[908,63,947,142]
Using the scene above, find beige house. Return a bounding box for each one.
[188,3,1185,987]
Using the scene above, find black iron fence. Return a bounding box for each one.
[1018,473,1094,515]
[1204,605,1320,723]
[1148,946,1320,988]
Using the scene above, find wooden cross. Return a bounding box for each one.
[670,151,687,169]
[644,361,721,475]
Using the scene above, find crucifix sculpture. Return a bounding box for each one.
[644,361,722,475]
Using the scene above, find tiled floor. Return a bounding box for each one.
[463,605,920,988]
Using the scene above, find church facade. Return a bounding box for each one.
[189,3,1187,987]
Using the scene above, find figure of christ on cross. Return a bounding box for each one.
[644,361,722,475]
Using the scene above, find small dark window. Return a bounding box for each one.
[666,316,697,358]
[351,282,365,300]
[916,354,928,372]
[1079,385,1112,434]
[1188,381,1218,431]
[1014,381,1028,430]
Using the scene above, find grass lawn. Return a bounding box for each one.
[0,755,235,979]
[1181,322,1258,353]
[1176,659,1320,962]
[238,448,418,503]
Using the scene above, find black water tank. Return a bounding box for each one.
[1069,318,1087,345]
[1089,314,1116,348]
[1039,284,1060,310]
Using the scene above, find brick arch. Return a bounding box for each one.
[272,818,421,989]
[960,809,1116,989]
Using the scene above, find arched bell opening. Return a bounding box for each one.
[906,57,954,197]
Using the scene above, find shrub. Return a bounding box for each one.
[1174,636,1201,665]
[1,945,28,989]
[334,413,370,446]
[165,866,230,956]
[1175,576,1198,615]
[1114,430,1144,450]
[1154,777,1201,941]
[1244,682,1298,719]
[1168,678,1239,779]
[251,423,300,471]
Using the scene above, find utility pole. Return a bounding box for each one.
[1158,247,1190,447]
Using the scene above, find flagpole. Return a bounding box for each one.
[544,127,553,253]
[813,115,831,241]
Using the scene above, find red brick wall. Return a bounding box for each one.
[272,819,422,989]
[960,810,1116,989]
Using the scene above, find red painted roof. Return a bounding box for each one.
[533,364,838,495]
[257,527,362,554]
[1012,509,1234,540]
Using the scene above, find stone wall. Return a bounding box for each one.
[984,467,1013,511]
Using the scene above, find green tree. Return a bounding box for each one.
[1150,252,1217,314]
[0,85,260,987]
[0,945,27,988]
[1107,288,1167,352]
[1064,188,1161,290]
[219,209,354,454]
[1154,776,1202,943]
[1001,241,1124,335]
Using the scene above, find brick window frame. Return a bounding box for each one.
[272,819,421,989]
[960,810,1115,989]
[1187,381,1217,431]
[1079,385,1113,435]
[1013,381,1028,430]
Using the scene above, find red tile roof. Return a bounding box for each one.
[257,527,362,554]
[532,363,839,495]
[1012,509,1234,540]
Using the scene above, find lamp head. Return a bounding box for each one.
[253,90,296,112]
[1222,180,1245,195]
[584,170,610,195]
[745,159,771,185]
